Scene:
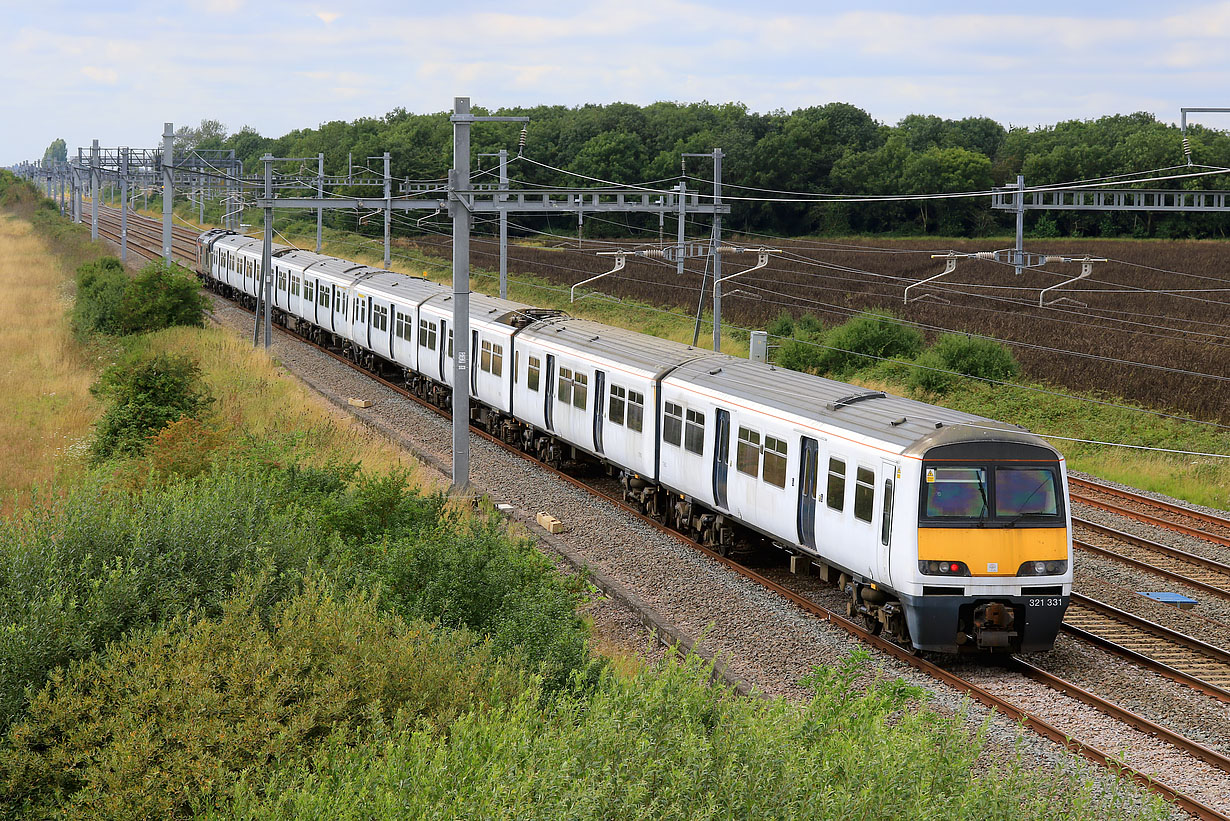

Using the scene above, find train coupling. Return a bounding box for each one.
[972,601,1017,649]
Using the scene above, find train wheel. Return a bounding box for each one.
[862,612,883,636]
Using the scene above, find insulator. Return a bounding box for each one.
[643,249,666,259]
[974,251,996,260]
[1182,136,1193,158]
[517,127,527,156]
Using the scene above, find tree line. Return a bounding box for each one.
[165,104,1230,238]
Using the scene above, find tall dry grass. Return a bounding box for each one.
[140,325,430,486]
[0,216,98,512]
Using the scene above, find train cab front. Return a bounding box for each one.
[902,431,1072,654]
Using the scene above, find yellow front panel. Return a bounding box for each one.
[918,527,1068,576]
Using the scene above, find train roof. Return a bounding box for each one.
[668,356,1054,457]
[517,317,709,376]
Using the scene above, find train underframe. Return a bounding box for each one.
[202,273,1064,655]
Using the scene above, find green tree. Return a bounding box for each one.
[42,138,67,165]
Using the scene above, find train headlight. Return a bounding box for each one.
[918,560,970,576]
[1017,560,1067,576]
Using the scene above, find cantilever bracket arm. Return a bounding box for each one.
[905,255,958,304]
[571,254,626,303]
[1039,258,1098,308]
[715,249,772,286]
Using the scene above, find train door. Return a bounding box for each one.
[712,408,730,510]
[438,319,447,384]
[471,330,479,396]
[593,370,606,454]
[878,459,897,585]
[797,436,819,550]
[544,354,556,432]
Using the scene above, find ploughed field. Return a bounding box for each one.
[408,234,1230,424]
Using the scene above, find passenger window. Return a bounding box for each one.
[854,466,875,523]
[291,276,300,297]
[528,356,541,392]
[557,367,573,405]
[480,340,493,373]
[684,409,705,455]
[626,390,644,433]
[572,372,587,410]
[447,330,453,358]
[763,436,787,489]
[491,343,503,377]
[319,287,330,309]
[736,427,760,477]
[664,402,683,447]
[609,385,626,426]
[277,270,287,291]
[304,280,315,302]
[419,319,428,347]
[827,458,846,512]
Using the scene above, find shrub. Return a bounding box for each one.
[774,337,828,373]
[71,256,129,338]
[0,583,526,820]
[818,310,924,377]
[89,351,214,460]
[335,514,594,689]
[765,312,795,338]
[208,650,1163,821]
[910,333,1021,395]
[0,468,333,732]
[120,259,209,333]
[71,257,207,340]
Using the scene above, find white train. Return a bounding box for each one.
[197,229,1073,654]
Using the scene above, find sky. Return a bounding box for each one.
[4,0,1230,165]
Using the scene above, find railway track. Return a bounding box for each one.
[1064,593,1230,700]
[1071,476,1230,549]
[85,206,1230,819]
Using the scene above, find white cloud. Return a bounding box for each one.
[316,11,340,24]
[80,65,118,85]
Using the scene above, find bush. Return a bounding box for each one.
[334,514,593,689]
[0,583,526,820]
[910,334,1021,395]
[774,337,828,373]
[0,467,335,732]
[89,351,214,460]
[207,650,1163,821]
[71,256,129,338]
[71,257,208,340]
[765,312,795,338]
[120,259,209,333]
[817,310,924,377]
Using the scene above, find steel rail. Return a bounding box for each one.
[1076,538,1230,601]
[1070,477,1230,548]
[1077,517,1230,575]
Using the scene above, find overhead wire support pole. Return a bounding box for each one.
[1014,175,1025,276]
[255,153,274,348]
[449,97,530,492]
[684,149,724,350]
[90,139,99,241]
[317,153,324,253]
[383,152,391,269]
[120,148,129,263]
[162,123,173,261]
